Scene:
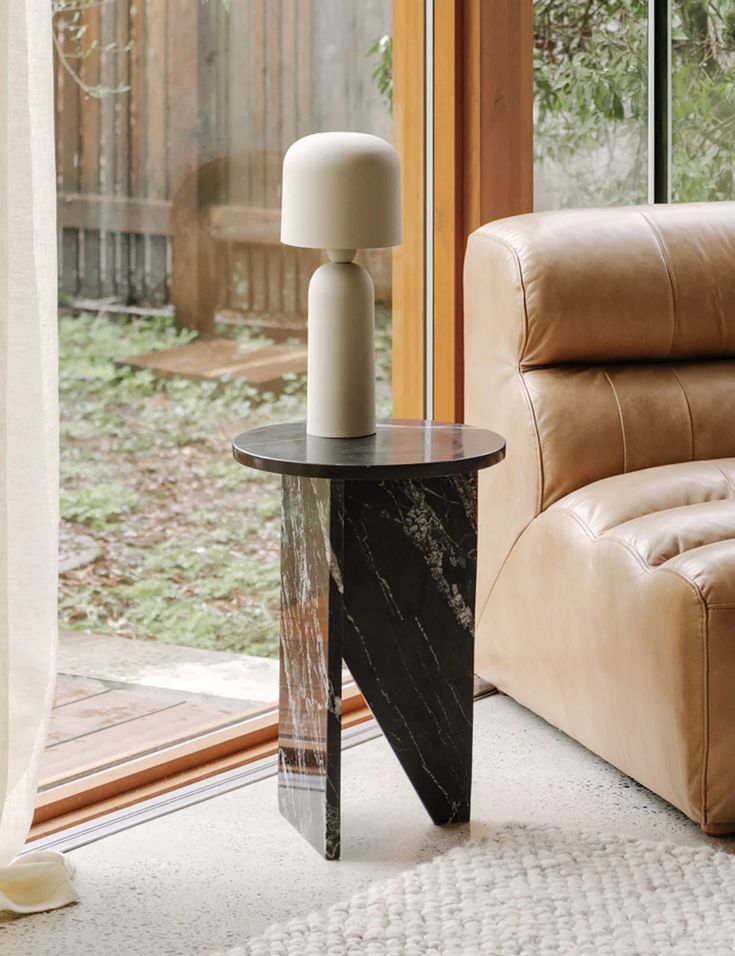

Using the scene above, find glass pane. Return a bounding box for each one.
[534,0,649,209]
[672,0,735,201]
[50,0,399,783]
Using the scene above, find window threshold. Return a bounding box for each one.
[26,717,381,857]
[29,677,495,852]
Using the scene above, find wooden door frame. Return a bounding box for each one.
[392,0,534,422]
[391,0,426,420]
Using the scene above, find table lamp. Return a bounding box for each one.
[280,132,401,438]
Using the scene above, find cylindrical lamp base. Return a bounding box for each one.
[306,261,376,439]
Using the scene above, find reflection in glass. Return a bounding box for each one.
[49,0,395,782]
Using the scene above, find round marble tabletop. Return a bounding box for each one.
[232,419,506,481]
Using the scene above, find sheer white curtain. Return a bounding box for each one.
[0,0,77,912]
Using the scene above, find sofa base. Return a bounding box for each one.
[699,821,735,837]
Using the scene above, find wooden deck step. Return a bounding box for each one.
[52,675,107,707]
[41,675,262,789]
[120,337,307,390]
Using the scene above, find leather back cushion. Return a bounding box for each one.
[482,202,735,368]
[466,202,735,510]
[525,360,735,507]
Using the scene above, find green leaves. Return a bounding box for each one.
[671,0,735,200]
[534,0,735,206]
[59,307,393,656]
[61,483,140,530]
[367,34,393,114]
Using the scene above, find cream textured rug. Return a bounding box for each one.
[224,824,735,955]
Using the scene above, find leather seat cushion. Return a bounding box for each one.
[479,456,735,831]
[549,459,735,606]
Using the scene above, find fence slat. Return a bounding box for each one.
[56,24,81,297]
[226,0,252,315]
[100,0,117,298]
[247,0,267,320]
[59,194,172,235]
[279,0,296,319]
[296,0,314,317]
[55,0,393,326]
[168,0,202,330]
[129,0,147,301]
[264,6,282,319]
[145,0,169,303]
[80,0,102,298]
[114,0,132,302]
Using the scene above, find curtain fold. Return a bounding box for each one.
[0,0,77,912]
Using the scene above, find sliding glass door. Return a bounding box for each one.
[46,0,427,832]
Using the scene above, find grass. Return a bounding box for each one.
[59,307,392,657]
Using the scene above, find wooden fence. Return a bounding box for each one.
[54,0,393,334]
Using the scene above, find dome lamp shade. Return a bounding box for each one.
[280,132,401,251]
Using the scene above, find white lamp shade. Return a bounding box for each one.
[280,132,401,250]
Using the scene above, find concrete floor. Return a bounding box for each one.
[2,694,731,956]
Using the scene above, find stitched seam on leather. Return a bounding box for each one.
[470,232,543,509]
[518,372,545,514]
[533,505,713,824]
[602,369,628,473]
[552,508,652,572]
[476,517,536,630]
[715,465,735,497]
[472,231,531,359]
[553,506,733,601]
[700,821,735,835]
[542,506,710,821]
[615,529,735,571]
[703,607,711,825]
[635,207,679,357]
[650,563,710,825]
[653,566,709,614]
[670,365,695,461]
[709,602,735,609]
[475,370,545,628]
[469,233,544,626]
[549,459,735,530]
[568,511,734,597]
[554,508,656,571]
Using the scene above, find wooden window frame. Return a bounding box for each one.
[391,0,427,419]
[393,0,534,423]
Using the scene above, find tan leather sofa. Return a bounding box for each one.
[464,202,735,835]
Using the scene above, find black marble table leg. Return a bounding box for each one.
[342,474,477,825]
[278,471,478,859]
[278,475,344,860]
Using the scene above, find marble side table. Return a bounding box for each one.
[232,419,505,859]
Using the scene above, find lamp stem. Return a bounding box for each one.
[306,259,376,439]
[327,248,356,263]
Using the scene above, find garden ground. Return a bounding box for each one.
[59,307,392,658]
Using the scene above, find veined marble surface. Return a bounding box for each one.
[232,420,505,481]
[279,476,343,860]
[278,471,478,859]
[342,474,477,825]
